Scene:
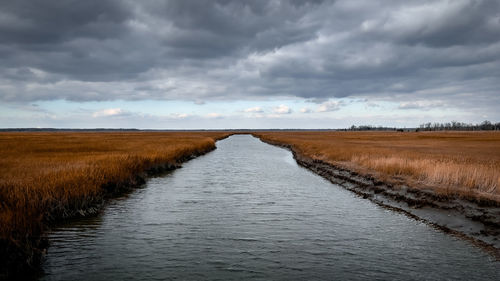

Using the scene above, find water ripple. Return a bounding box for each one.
[41,135,500,281]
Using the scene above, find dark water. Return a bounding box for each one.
[41,135,499,280]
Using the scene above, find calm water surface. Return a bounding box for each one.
[41,135,499,280]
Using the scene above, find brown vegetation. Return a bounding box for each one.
[0,131,230,277]
[254,131,500,203]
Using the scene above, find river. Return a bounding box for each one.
[41,135,499,280]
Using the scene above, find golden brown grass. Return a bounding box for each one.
[254,131,500,203]
[0,132,230,247]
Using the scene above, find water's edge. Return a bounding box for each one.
[8,133,498,279]
[254,135,500,259]
[2,135,231,280]
[39,134,500,280]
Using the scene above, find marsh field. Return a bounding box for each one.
[0,132,231,277]
[1,131,499,279]
[255,131,500,203]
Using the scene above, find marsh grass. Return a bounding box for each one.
[0,132,229,274]
[255,131,500,203]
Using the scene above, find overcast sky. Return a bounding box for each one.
[1,0,499,129]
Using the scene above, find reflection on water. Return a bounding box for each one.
[42,135,499,280]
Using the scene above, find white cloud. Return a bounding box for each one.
[171,113,189,119]
[244,106,264,113]
[273,104,292,114]
[398,101,446,110]
[92,108,126,117]
[300,107,312,113]
[317,100,343,112]
[206,113,223,118]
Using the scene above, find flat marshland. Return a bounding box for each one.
[2,131,500,277]
[0,132,230,275]
[255,131,500,204]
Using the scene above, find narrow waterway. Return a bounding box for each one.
[41,135,499,280]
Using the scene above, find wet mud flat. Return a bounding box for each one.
[257,137,500,259]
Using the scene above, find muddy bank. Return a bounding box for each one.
[0,142,224,280]
[256,136,500,259]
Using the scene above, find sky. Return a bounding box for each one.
[1,0,499,129]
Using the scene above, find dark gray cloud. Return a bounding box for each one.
[369,0,500,47]
[0,0,499,115]
[0,0,130,44]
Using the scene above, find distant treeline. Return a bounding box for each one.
[347,125,406,131]
[417,120,500,131]
[346,120,500,131]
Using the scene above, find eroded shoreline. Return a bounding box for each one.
[3,133,498,279]
[0,133,232,280]
[255,136,500,259]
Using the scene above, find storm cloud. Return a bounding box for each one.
[0,0,499,114]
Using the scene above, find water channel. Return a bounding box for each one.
[41,135,499,280]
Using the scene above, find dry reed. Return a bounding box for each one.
[0,131,230,274]
[255,131,500,203]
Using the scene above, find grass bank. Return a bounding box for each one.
[0,132,230,279]
[254,131,500,256]
[254,131,500,203]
